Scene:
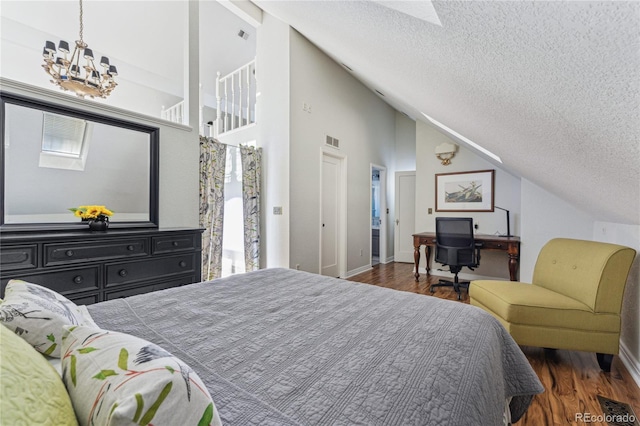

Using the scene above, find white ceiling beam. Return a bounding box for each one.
[218,0,263,28]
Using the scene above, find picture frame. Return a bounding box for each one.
[435,169,495,212]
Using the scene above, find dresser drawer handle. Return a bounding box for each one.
[66,250,75,257]
[179,261,187,268]
[119,269,128,277]
[497,244,503,248]
[127,245,135,251]
[172,241,179,247]
[73,275,84,284]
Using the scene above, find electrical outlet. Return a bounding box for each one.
[474,223,479,230]
[360,249,363,256]
[273,206,283,215]
[295,264,300,270]
[428,208,433,214]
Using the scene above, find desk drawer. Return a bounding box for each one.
[0,245,37,270]
[481,240,515,251]
[1,267,99,297]
[106,254,196,287]
[45,239,149,266]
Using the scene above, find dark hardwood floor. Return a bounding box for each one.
[348,262,640,425]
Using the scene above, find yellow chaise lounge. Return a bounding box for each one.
[470,238,636,372]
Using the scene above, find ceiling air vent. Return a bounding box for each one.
[325,135,340,149]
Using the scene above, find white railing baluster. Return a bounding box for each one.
[246,63,251,124]
[233,73,237,131]
[215,71,221,136]
[238,67,243,128]
[224,78,229,133]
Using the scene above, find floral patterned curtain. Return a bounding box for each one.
[199,136,227,281]
[239,145,262,272]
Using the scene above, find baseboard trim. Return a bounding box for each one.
[345,264,372,279]
[382,256,394,264]
[619,341,640,388]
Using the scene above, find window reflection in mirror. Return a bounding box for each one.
[3,101,154,226]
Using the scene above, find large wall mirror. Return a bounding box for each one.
[1,92,159,231]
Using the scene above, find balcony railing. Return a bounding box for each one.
[216,59,256,136]
[161,101,184,124]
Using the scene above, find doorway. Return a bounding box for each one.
[371,164,387,266]
[320,151,346,277]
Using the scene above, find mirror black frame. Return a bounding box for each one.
[0,91,160,231]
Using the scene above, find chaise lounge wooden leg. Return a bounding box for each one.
[596,353,613,372]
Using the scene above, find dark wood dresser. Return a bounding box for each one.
[0,228,203,305]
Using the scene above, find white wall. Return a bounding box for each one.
[288,30,396,276]
[519,179,595,281]
[256,13,291,268]
[415,120,521,280]
[395,112,416,172]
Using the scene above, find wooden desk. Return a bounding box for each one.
[412,232,521,282]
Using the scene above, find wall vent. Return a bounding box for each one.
[325,135,340,149]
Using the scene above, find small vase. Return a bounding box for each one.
[88,216,109,232]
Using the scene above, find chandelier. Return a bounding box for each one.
[42,0,118,99]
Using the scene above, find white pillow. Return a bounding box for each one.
[61,325,221,426]
[0,280,92,357]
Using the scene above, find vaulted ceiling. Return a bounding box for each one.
[254,0,640,225]
[2,1,638,225]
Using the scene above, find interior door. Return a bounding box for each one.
[321,154,340,277]
[394,171,416,263]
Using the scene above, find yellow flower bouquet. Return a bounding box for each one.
[69,205,114,220]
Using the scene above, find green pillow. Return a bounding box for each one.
[0,323,78,425]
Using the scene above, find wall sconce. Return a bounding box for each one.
[435,142,458,165]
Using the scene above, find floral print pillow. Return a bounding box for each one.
[0,280,92,357]
[61,325,221,426]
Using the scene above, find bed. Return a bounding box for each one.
[80,268,543,425]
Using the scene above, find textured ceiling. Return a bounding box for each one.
[254,0,640,225]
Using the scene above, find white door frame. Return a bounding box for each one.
[319,148,348,278]
[370,164,387,264]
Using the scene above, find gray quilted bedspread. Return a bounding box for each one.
[88,268,543,425]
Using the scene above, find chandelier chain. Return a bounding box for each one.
[79,0,84,43]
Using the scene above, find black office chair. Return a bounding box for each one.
[430,217,481,300]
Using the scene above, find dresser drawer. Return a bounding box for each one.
[105,276,194,300]
[152,234,197,254]
[68,293,100,305]
[1,267,99,297]
[106,254,196,287]
[0,245,37,270]
[45,239,149,266]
